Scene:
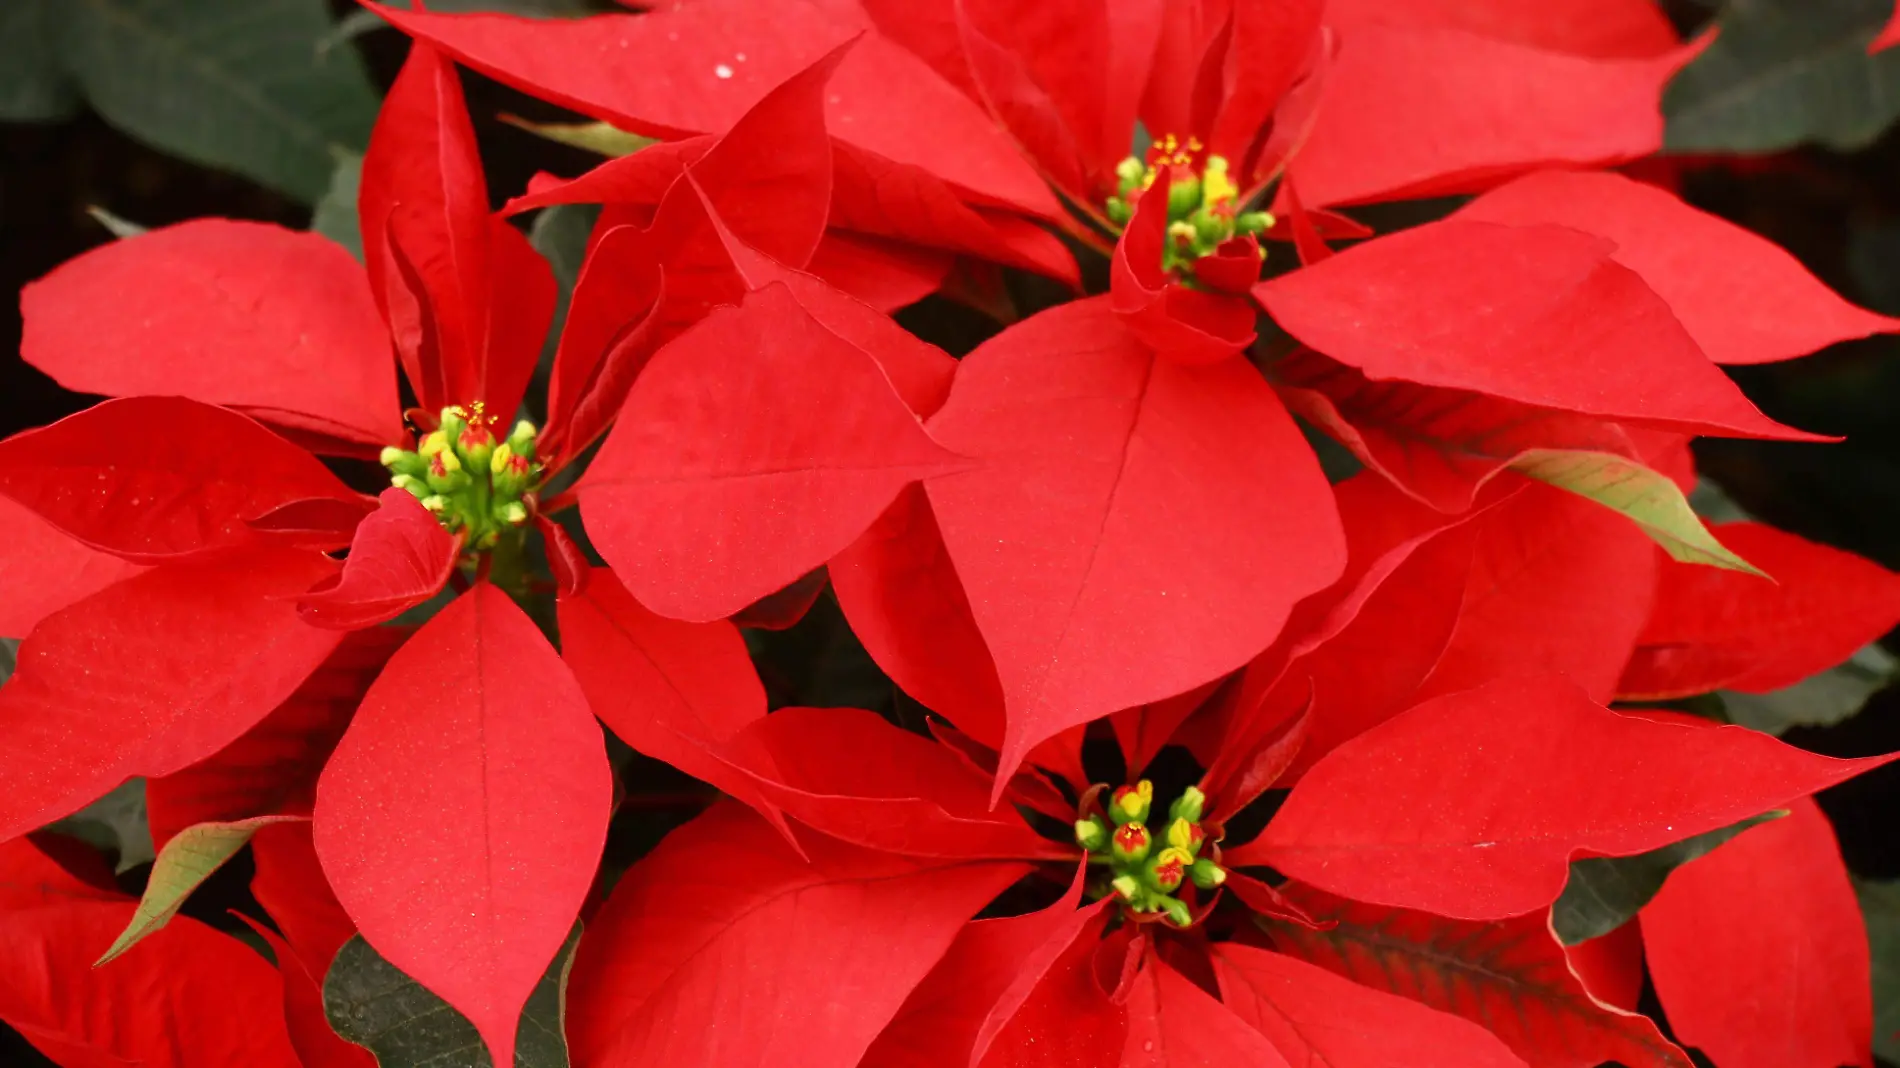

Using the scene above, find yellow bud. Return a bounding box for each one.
[490,443,516,476]
[379,446,405,467]
[1202,155,1237,207]
[420,430,450,458]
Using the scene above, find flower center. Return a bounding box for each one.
[381,403,542,550]
[1074,779,1225,928]
[1105,135,1274,279]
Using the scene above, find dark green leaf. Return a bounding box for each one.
[324,925,580,1068]
[0,638,18,684]
[1862,878,1900,1064]
[1665,0,1900,154]
[60,0,380,202]
[311,151,365,261]
[44,779,155,875]
[0,1,80,121]
[100,815,300,963]
[1720,644,1900,735]
[1552,810,1786,945]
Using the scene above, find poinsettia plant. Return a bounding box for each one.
[3,1,1900,1067]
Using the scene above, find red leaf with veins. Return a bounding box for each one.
[368,0,1061,223]
[566,801,1028,1068]
[1417,481,1657,705]
[716,706,1067,859]
[479,217,557,425]
[297,489,459,630]
[1456,170,1898,366]
[20,219,402,448]
[0,840,301,1068]
[0,494,144,638]
[1263,884,1692,1068]
[1122,948,1290,1067]
[582,281,968,621]
[0,549,342,844]
[1214,942,1527,1067]
[833,485,1009,747]
[925,297,1344,790]
[1619,521,1900,699]
[863,870,1114,1068]
[314,583,610,1068]
[1238,674,1894,919]
[0,397,366,561]
[1286,21,1691,208]
[1256,220,1817,441]
[1273,349,1643,513]
[146,627,407,848]
[1642,797,1873,1068]
[360,41,491,413]
[1323,0,1679,58]
[556,566,788,837]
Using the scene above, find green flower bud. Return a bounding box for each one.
[1112,822,1152,865]
[506,419,539,461]
[1166,175,1202,220]
[1105,197,1133,227]
[436,407,468,449]
[497,500,529,526]
[1159,895,1193,928]
[1169,786,1206,825]
[1115,156,1147,194]
[1111,875,1143,906]
[1235,211,1274,236]
[1110,782,1153,825]
[1074,816,1110,853]
[392,474,429,500]
[1189,857,1226,891]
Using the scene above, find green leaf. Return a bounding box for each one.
[1862,878,1900,1065]
[311,150,365,261]
[0,0,80,121]
[500,116,657,158]
[1552,810,1786,945]
[325,925,581,1068]
[1720,643,1900,736]
[0,638,17,684]
[1665,0,1900,154]
[45,779,155,875]
[85,205,148,239]
[59,0,380,203]
[98,814,301,964]
[1511,450,1764,574]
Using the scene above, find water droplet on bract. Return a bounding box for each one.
[714,63,734,79]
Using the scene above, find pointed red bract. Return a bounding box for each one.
[582,281,968,621]
[21,219,403,448]
[1457,170,1899,365]
[1123,949,1289,1067]
[360,41,491,413]
[556,566,787,834]
[717,706,1066,859]
[1878,4,1900,52]
[863,873,1115,1068]
[1642,798,1873,1068]
[0,494,145,638]
[1256,220,1815,440]
[1274,349,1643,513]
[0,397,368,561]
[924,297,1344,789]
[145,628,404,847]
[567,801,1027,1068]
[1619,521,1900,699]
[1418,481,1657,704]
[1323,0,1679,58]
[1240,674,1894,919]
[0,841,301,1068]
[296,490,459,630]
[0,549,342,843]
[1287,20,1687,207]
[1214,943,1527,1067]
[370,1,1060,223]
[313,583,610,1068]
[832,486,1009,748]
[1265,885,1693,1068]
